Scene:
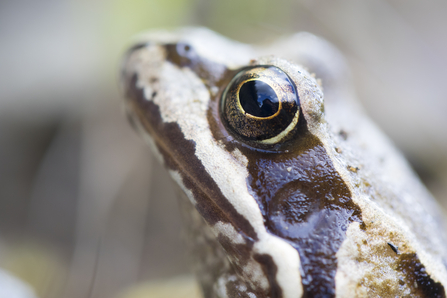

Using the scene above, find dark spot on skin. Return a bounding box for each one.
[151,91,157,98]
[347,165,359,173]
[387,242,399,254]
[165,43,229,88]
[339,129,348,140]
[396,253,446,298]
[165,42,197,67]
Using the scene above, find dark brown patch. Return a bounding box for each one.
[244,138,363,298]
[217,234,251,267]
[254,254,283,298]
[339,129,348,140]
[387,242,399,254]
[347,165,359,173]
[396,253,446,298]
[125,73,257,242]
[165,43,230,89]
[218,236,279,297]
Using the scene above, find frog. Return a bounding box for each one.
[120,27,447,298]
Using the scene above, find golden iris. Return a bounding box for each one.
[221,66,300,145]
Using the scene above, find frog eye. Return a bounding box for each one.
[220,66,300,147]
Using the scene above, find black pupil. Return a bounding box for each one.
[239,80,279,117]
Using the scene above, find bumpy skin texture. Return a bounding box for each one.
[121,28,447,298]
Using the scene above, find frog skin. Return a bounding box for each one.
[121,28,447,298]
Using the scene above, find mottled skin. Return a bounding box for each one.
[121,28,447,298]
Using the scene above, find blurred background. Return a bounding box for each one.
[0,0,446,297]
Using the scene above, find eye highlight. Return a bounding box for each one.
[221,66,300,147]
[239,80,279,118]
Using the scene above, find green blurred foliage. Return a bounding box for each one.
[107,0,195,41]
[2,243,66,298]
[100,0,300,72]
[192,0,295,41]
[117,276,201,298]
